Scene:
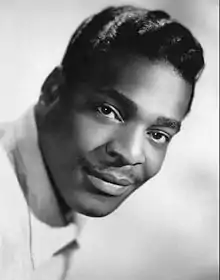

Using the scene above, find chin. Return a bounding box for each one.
[64,183,130,218]
[75,203,119,218]
[77,208,111,218]
[72,196,123,218]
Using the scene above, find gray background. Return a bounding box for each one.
[0,0,219,279]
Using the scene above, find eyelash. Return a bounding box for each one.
[96,103,124,122]
[147,131,171,145]
[95,103,172,145]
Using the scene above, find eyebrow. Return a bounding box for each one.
[96,87,181,132]
[97,87,138,114]
[152,117,181,132]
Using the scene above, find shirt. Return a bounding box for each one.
[0,106,86,279]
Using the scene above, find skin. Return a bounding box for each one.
[36,54,192,218]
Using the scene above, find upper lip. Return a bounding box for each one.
[83,164,133,187]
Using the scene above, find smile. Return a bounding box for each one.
[86,173,130,196]
[81,160,134,196]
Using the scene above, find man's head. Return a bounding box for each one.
[36,6,204,217]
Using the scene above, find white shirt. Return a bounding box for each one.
[0,107,86,279]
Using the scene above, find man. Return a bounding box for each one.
[0,5,204,279]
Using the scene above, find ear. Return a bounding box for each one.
[39,66,65,106]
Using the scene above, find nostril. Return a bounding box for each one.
[105,139,145,166]
[105,141,130,166]
[106,143,120,158]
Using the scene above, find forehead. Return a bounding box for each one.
[83,53,192,121]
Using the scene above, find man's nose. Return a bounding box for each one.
[105,124,145,166]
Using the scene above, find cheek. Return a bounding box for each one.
[143,146,167,179]
[72,113,115,152]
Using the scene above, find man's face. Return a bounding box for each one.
[39,55,192,217]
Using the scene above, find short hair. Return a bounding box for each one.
[61,5,205,113]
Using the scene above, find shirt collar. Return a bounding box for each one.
[12,105,87,232]
[1,105,89,267]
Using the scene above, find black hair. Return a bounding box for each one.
[61,5,205,113]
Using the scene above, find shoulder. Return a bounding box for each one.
[0,122,10,139]
[0,143,28,230]
[0,143,31,273]
[0,121,33,277]
[0,145,20,219]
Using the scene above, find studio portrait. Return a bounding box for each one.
[0,0,218,279]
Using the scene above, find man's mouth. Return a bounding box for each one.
[82,164,133,196]
[86,174,131,196]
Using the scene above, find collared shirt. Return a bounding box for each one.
[0,106,86,279]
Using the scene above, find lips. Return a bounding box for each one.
[86,174,130,196]
[82,161,133,196]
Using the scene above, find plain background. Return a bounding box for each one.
[0,0,219,279]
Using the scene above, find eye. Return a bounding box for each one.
[97,103,123,122]
[147,131,171,145]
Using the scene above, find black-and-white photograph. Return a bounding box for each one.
[0,1,218,279]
